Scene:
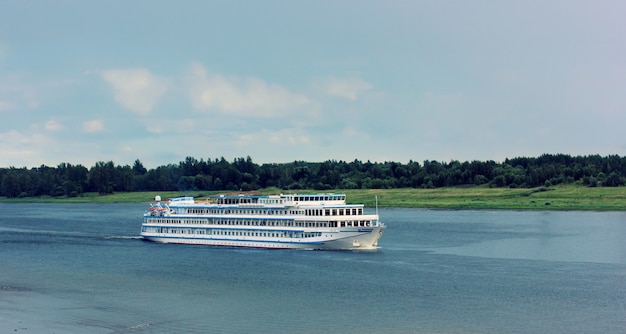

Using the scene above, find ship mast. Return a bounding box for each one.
[375,195,379,216]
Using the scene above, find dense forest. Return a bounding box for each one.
[1,154,625,198]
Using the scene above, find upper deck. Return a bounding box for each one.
[147,193,378,224]
[211,193,347,207]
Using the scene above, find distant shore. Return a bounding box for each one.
[0,185,625,211]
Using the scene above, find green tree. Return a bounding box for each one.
[603,172,624,187]
[1,170,21,198]
[90,161,115,194]
[133,159,147,175]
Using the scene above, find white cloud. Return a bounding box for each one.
[235,128,311,147]
[0,130,47,166]
[342,125,359,137]
[0,76,39,112]
[83,119,104,133]
[45,120,62,131]
[0,101,14,111]
[187,62,309,116]
[101,68,169,115]
[0,148,36,162]
[320,77,372,101]
[0,130,46,145]
[144,118,199,135]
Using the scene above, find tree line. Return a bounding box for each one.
[1,154,625,198]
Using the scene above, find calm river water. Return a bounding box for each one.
[1,204,624,333]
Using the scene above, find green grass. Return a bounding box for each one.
[340,185,626,211]
[0,191,214,204]
[1,185,625,210]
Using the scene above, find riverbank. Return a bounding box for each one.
[345,185,626,210]
[0,185,624,210]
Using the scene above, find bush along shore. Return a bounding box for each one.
[1,185,625,211]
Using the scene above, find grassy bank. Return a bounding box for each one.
[1,185,624,211]
[340,186,626,211]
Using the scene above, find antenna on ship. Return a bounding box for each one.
[375,195,379,216]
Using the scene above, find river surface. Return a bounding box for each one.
[1,204,625,333]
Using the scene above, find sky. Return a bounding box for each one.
[1,1,625,169]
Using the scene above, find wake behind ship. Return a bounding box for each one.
[140,193,384,250]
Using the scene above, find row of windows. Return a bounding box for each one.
[142,226,322,239]
[185,208,297,215]
[307,208,363,216]
[258,198,286,204]
[214,195,345,205]
[147,218,208,224]
[291,195,345,202]
[217,197,256,205]
[184,207,364,217]
[146,218,373,228]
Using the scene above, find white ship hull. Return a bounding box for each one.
[141,226,384,250]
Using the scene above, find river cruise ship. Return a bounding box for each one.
[140,193,384,250]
